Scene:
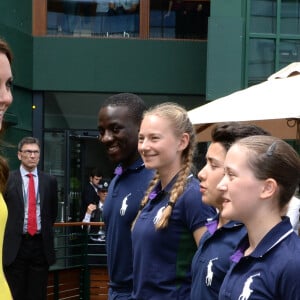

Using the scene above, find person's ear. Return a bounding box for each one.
[261,178,277,199]
[178,133,190,151]
[17,151,22,161]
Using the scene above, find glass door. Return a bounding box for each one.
[44,129,115,268]
[44,129,114,223]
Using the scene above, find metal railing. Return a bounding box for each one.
[47,222,108,300]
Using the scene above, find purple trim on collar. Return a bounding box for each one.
[114,160,145,176]
[206,219,218,234]
[230,248,244,263]
[231,240,248,263]
[149,191,157,200]
[114,166,123,175]
[148,183,162,200]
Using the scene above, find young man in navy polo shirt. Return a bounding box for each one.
[97,93,153,299]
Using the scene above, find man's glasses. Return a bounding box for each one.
[19,150,40,156]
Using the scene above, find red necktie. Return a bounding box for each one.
[27,173,37,235]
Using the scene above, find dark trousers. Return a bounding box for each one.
[4,235,49,300]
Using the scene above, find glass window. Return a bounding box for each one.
[250,0,277,34]
[47,0,140,37]
[247,0,300,86]
[46,0,209,39]
[279,39,300,67]
[150,0,210,39]
[248,38,275,85]
[281,1,300,35]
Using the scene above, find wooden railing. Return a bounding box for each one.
[47,222,109,300]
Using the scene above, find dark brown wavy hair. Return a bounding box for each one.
[0,38,13,192]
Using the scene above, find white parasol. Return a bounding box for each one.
[188,62,300,142]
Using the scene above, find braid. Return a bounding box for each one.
[131,172,160,230]
[155,140,195,229]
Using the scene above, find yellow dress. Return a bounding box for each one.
[0,193,12,299]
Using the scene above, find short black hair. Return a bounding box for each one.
[90,167,102,177]
[211,122,270,151]
[101,93,147,125]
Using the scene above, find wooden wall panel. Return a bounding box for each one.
[33,0,47,36]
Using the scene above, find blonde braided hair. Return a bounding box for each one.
[132,102,196,230]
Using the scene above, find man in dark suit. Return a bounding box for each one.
[80,167,102,220]
[3,136,58,300]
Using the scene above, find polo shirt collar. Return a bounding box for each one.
[114,157,145,176]
[231,217,293,262]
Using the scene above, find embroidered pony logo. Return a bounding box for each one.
[153,206,165,224]
[205,257,218,286]
[120,193,131,216]
[238,273,260,300]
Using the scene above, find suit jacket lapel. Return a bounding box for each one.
[38,171,44,210]
[16,171,25,210]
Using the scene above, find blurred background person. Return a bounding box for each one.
[111,0,139,14]
[82,178,111,265]
[80,167,102,220]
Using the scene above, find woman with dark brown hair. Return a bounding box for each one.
[0,37,14,299]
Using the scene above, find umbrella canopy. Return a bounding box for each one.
[188,62,300,142]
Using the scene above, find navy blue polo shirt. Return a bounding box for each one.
[102,158,154,291]
[191,214,246,300]
[219,217,300,300]
[131,175,216,300]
